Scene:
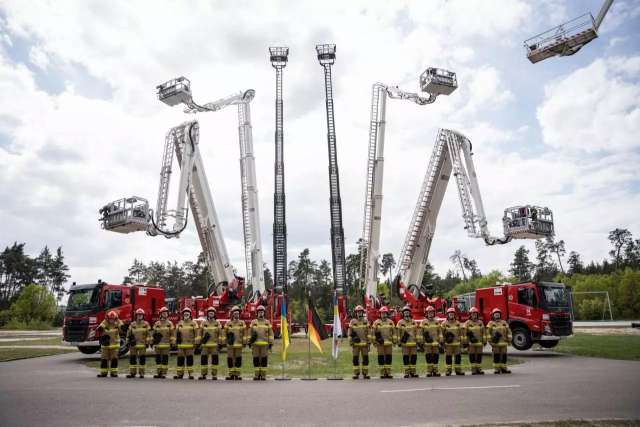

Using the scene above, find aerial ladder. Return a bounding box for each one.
[99,77,268,319]
[360,68,458,308]
[524,0,615,63]
[389,129,554,319]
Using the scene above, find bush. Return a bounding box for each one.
[576,298,605,320]
[0,309,11,327]
[3,319,54,330]
[10,284,57,324]
[52,309,65,327]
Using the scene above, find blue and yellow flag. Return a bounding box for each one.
[281,296,290,361]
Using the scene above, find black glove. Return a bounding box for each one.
[444,331,455,344]
[96,325,104,333]
[467,330,478,344]
[374,331,384,345]
[99,335,110,346]
[423,331,433,344]
[400,331,409,344]
[491,331,502,344]
[176,330,182,345]
[152,332,162,346]
[202,332,211,345]
[226,331,235,346]
[350,330,361,344]
[249,330,258,346]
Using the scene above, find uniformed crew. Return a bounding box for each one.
[151,306,174,379]
[199,306,223,380]
[464,307,486,375]
[249,305,274,381]
[174,307,200,380]
[348,305,371,379]
[396,305,420,378]
[420,305,442,377]
[371,306,395,379]
[224,305,247,380]
[126,308,151,378]
[442,307,464,376]
[96,310,124,378]
[486,307,512,374]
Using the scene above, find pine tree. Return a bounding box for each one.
[510,246,533,281]
[608,228,632,269]
[567,251,584,275]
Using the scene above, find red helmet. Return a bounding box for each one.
[446,307,456,315]
[182,307,192,315]
[135,308,145,316]
[354,305,365,312]
[469,307,480,314]
[402,305,412,313]
[256,305,266,312]
[159,306,169,314]
[425,305,436,313]
[206,306,216,313]
[107,310,118,319]
[491,307,502,315]
[379,306,389,314]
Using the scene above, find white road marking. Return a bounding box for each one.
[380,384,521,393]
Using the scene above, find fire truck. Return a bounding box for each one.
[455,281,573,350]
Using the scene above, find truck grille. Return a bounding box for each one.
[64,319,88,342]
[550,313,572,336]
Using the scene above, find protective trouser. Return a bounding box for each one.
[252,345,269,378]
[154,346,170,377]
[401,346,417,376]
[99,345,119,377]
[492,345,508,372]
[351,345,369,377]
[376,344,393,377]
[468,344,484,373]
[424,344,440,375]
[200,346,219,378]
[129,345,147,376]
[227,347,243,378]
[175,345,195,378]
[444,343,462,374]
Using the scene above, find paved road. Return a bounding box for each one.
[0,351,638,427]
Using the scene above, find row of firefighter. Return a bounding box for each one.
[96,304,273,380]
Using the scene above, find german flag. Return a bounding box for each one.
[307,297,329,353]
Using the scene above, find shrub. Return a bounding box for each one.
[10,284,57,324]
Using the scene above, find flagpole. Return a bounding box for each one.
[302,286,317,380]
[276,293,291,381]
[328,290,343,380]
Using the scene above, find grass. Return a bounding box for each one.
[554,333,640,361]
[84,336,520,378]
[0,347,76,362]
[0,320,57,330]
[466,420,640,427]
[0,337,64,346]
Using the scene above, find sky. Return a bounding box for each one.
[0,0,639,290]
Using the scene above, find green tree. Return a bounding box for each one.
[9,284,56,324]
[463,257,481,278]
[263,264,273,290]
[545,237,566,274]
[0,243,36,308]
[608,228,632,269]
[534,240,558,281]
[510,246,533,281]
[450,250,467,281]
[127,258,147,282]
[380,253,396,283]
[623,239,640,269]
[567,251,584,275]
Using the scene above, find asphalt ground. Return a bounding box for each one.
[0,349,639,427]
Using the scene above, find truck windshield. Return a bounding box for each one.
[67,287,100,312]
[538,282,571,311]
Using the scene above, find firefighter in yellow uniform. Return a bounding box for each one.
[371,306,395,379]
[126,308,151,378]
[152,306,174,379]
[396,305,420,378]
[420,305,442,377]
[199,306,223,380]
[96,310,124,378]
[174,307,200,380]
[442,307,464,376]
[224,306,247,380]
[486,307,512,374]
[348,305,371,379]
[249,305,274,381]
[463,307,486,375]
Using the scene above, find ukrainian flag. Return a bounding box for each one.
[281,296,290,361]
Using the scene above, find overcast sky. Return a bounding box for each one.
[1,0,639,289]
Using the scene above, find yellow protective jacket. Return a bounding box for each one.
[249,318,274,347]
[348,318,371,347]
[97,319,123,350]
[126,320,151,349]
[175,319,200,348]
[199,319,223,348]
[152,319,175,349]
[419,318,443,347]
[463,319,486,347]
[224,319,247,349]
[441,319,463,346]
[396,319,420,347]
[371,318,396,346]
[486,320,511,347]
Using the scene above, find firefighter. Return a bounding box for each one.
[396,305,420,378]
[151,306,174,379]
[419,305,442,377]
[486,307,512,374]
[464,307,486,375]
[224,305,247,380]
[371,306,395,379]
[198,306,222,380]
[348,305,371,379]
[126,308,151,378]
[174,307,200,380]
[442,307,464,376]
[249,305,274,380]
[96,310,123,378]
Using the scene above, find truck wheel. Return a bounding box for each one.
[511,327,532,351]
[118,337,130,357]
[539,340,559,349]
[77,346,99,354]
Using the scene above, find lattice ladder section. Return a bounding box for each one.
[445,130,479,237]
[156,127,180,230]
[398,130,447,277]
[238,103,255,286]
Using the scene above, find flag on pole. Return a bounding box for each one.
[307,296,328,353]
[331,291,342,360]
[281,296,290,361]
